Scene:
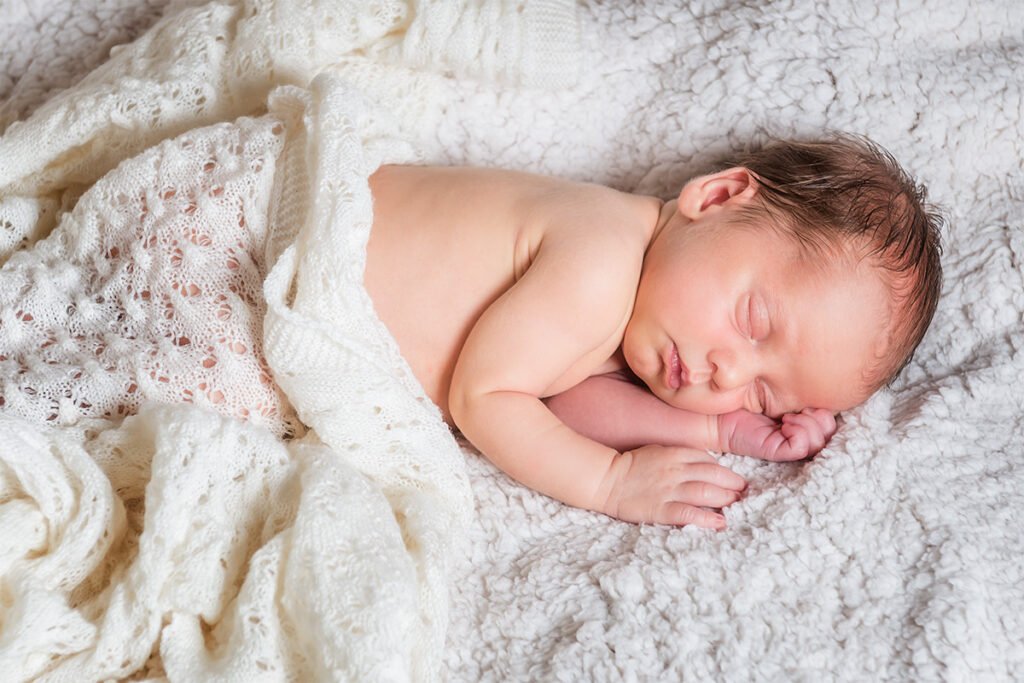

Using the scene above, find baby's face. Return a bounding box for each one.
[623,206,889,417]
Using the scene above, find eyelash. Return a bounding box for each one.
[742,294,770,342]
[741,295,771,414]
[745,294,770,342]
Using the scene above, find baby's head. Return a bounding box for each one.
[624,134,944,417]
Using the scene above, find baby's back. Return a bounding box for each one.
[364,165,654,421]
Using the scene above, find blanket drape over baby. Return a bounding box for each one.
[0,1,579,679]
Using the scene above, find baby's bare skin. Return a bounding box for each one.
[365,165,873,528]
[366,165,650,420]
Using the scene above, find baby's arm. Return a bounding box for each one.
[542,370,719,452]
[449,225,745,528]
[546,373,837,461]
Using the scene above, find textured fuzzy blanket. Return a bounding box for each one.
[2,0,1023,680]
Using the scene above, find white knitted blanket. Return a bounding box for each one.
[0,0,578,680]
[3,0,1024,681]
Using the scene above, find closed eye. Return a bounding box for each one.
[748,293,771,341]
[737,294,754,340]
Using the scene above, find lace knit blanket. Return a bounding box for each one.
[0,1,579,680]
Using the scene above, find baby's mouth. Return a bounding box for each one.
[667,344,684,389]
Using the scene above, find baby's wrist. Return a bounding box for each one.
[594,450,632,517]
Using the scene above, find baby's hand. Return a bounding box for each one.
[600,445,747,528]
[717,408,837,461]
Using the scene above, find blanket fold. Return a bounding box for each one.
[0,1,580,680]
[0,0,580,264]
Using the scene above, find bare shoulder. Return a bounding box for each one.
[441,169,663,398]
[521,174,662,302]
[516,171,662,245]
[371,164,658,242]
[511,175,661,390]
[372,163,661,300]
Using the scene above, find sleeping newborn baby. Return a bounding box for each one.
[364,134,943,529]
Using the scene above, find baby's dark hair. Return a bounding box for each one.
[726,133,944,391]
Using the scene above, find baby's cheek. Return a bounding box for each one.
[667,387,744,415]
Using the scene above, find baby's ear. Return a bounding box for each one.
[677,167,759,219]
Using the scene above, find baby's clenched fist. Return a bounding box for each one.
[717,408,837,461]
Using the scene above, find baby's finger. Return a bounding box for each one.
[803,408,837,436]
[682,462,748,491]
[778,422,810,457]
[674,481,743,508]
[784,413,827,452]
[660,502,726,529]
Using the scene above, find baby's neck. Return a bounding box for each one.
[642,197,681,253]
[631,195,670,249]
